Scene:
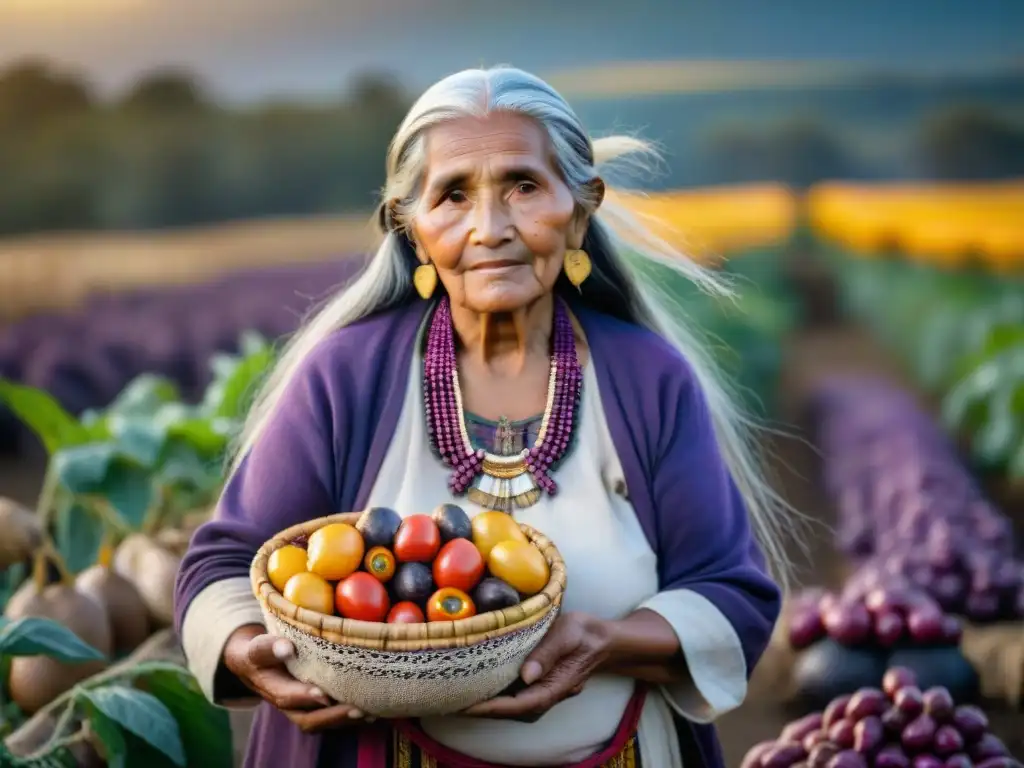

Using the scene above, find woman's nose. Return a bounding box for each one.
[469,193,514,247]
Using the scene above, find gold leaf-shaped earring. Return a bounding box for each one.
[413,263,437,299]
[563,249,591,288]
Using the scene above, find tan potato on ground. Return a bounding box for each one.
[0,498,42,569]
[5,583,112,714]
[76,565,151,655]
[113,534,181,627]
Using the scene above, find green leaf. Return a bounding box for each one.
[0,617,106,661]
[0,379,90,455]
[109,415,169,468]
[82,699,128,768]
[98,462,156,529]
[157,440,221,491]
[214,347,273,420]
[970,381,1024,469]
[53,443,119,494]
[238,330,269,358]
[165,419,228,459]
[79,686,186,767]
[55,496,106,573]
[134,667,233,768]
[105,374,181,419]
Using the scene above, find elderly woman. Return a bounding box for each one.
[174,66,789,768]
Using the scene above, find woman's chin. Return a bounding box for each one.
[462,283,546,315]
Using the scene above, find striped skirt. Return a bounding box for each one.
[387,687,647,768]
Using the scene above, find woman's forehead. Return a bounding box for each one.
[424,113,551,173]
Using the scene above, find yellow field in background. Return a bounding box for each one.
[808,181,1024,270]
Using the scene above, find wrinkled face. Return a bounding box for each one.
[410,111,592,314]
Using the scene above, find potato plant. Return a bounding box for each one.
[0,333,274,766]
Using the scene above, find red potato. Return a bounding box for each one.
[781,713,824,743]
[901,714,938,753]
[761,742,808,768]
[883,667,919,697]
[851,716,883,754]
[825,750,867,768]
[822,695,853,729]
[922,687,956,722]
[821,601,872,645]
[741,741,778,768]
[873,746,911,768]
[845,688,888,721]
[933,725,965,757]
[807,742,840,768]
[826,720,855,749]
[951,705,988,743]
[894,686,924,717]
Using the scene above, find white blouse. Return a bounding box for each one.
[181,338,748,766]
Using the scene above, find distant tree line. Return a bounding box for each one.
[700,108,1024,190]
[1,59,1023,236]
[0,60,410,236]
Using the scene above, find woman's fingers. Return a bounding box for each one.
[246,634,296,668]
[253,666,332,709]
[284,703,371,733]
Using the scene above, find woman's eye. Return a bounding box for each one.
[442,189,467,204]
[515,181,538,195]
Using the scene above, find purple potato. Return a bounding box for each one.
[875,610,906,647]
[906,607,945,644]
[845,688,888,722]
[825,750,867,768]
[912,757,945,768]
[781,713,825,743]
[942,755,972,768]
[884,667,919,697]
[969,735,1009,762]
[939,615,963,645]
[902,714,938,753]
[742,741,780,768]
[882,706,913,736]
[762,742,809,768]
[894,687,925,716]
[790,608,828,650]
[827,720,855,749]
[823,695,854,729]
[874,745,912,768]
[851,715,883,754]
[951,705,988,743]
[808,742,841,768]
[822,602,873,646]
[933,725,965,757]
[975,761,1024,768]
[932,574,967,611]
[922,687,955,722]
[803,731,830,752]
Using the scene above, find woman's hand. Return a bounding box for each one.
[223,624,371,733]
[461,612,612,722]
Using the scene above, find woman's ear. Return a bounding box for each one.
[568,178,606,248]
[589,176,606,210]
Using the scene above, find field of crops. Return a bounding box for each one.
[1,181,1023,766]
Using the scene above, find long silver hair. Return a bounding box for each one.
[228,66,798,590]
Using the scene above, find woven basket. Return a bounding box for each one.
[251,511,566,718]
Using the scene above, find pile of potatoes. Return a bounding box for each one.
[0,498,199,715]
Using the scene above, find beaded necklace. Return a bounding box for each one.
[423,296,583,512]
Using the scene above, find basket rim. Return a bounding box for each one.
[250,510,566,651]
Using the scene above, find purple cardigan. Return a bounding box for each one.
[173,299,781,768]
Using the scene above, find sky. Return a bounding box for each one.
[1,0,1022,102]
